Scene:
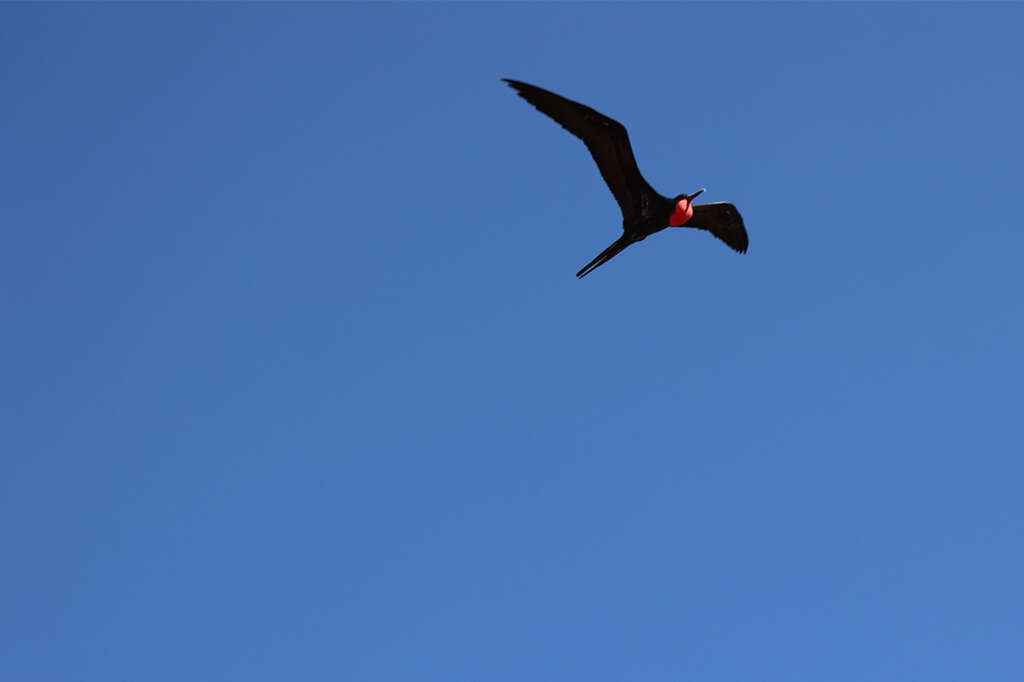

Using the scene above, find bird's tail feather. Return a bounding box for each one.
[576,236,630,278]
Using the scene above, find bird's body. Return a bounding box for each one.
[502,79,748,277]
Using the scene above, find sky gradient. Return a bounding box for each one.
[2,4,1023,681]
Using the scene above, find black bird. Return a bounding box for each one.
[503,79,748,278]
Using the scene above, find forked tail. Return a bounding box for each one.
[576,236,631,278]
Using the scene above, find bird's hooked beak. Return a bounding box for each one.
[670,189,704,227]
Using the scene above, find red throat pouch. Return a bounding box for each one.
[669,200,694,226]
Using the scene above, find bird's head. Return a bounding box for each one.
[669,188,705,226]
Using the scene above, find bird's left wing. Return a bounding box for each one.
[503,79,659,224]
[689,202,749,253]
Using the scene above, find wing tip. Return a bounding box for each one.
[693,202,749,255]
[726,236,749,254]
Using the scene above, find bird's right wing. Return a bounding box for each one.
[689,202,749,253]
[503,79,659,223]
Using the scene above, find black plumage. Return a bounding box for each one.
[503,79,748,278]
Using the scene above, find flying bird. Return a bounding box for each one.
[503,78,748,278]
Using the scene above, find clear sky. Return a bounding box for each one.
[2,3,1023,681]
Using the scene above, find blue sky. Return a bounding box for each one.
[2,3,1023,680]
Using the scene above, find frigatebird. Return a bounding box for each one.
[503,79,748,278]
